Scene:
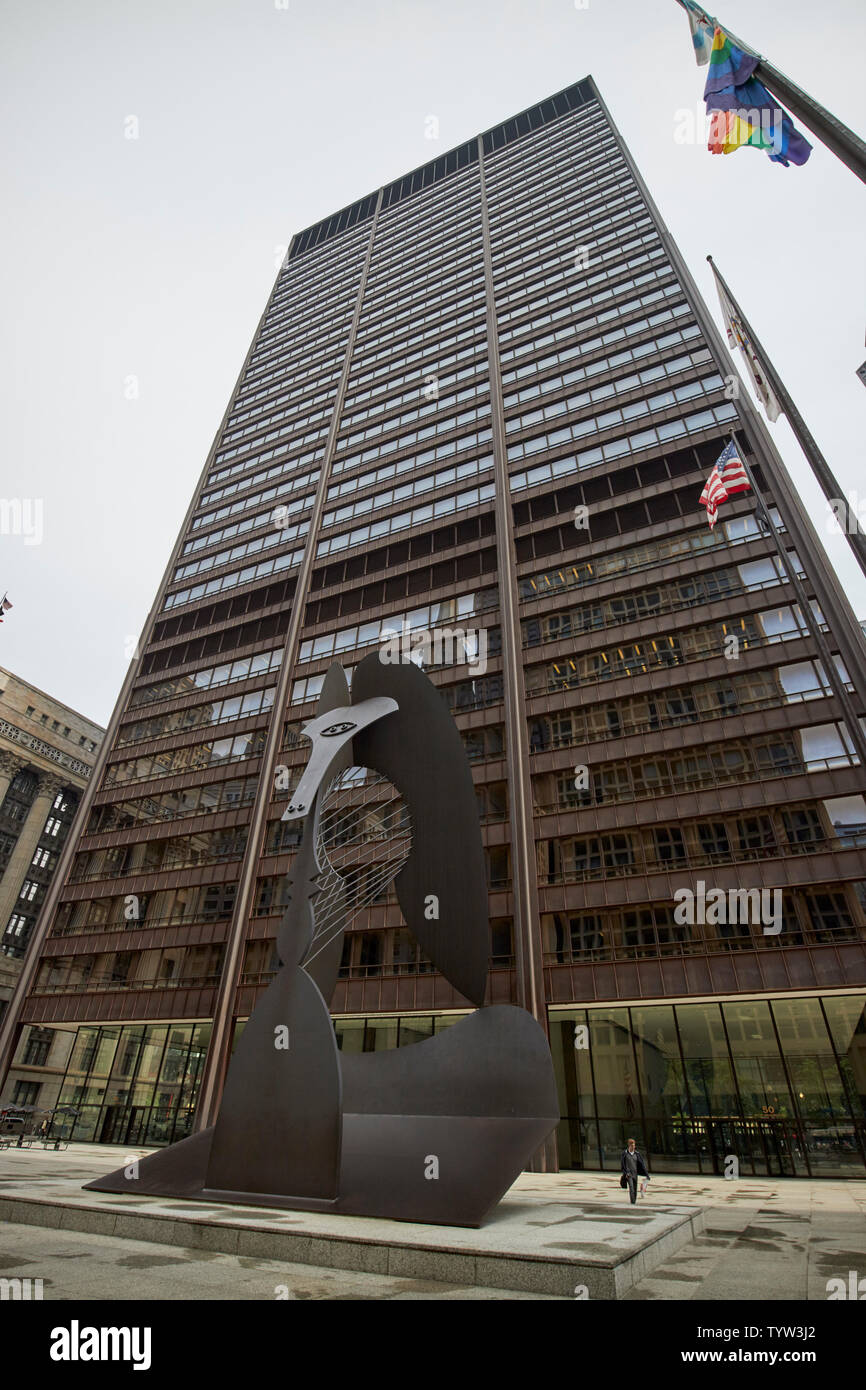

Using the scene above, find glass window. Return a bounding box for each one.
[675,1003,738,1117]
[723,1001,793,1121]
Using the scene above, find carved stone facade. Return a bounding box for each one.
[0,667,103,1113]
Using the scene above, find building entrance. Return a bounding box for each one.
[707,1118,802,1176]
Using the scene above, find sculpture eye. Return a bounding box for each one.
[321,721,356,737]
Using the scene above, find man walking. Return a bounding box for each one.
[620,1136,649,1204]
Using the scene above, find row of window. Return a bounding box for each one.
[488,141,624,223]
[498,220,659,308]
[102,729,267,788]
[545,890,861,964]
[129,647,284,708]
[542,803,864,884]
[198,457,319,515]
[241,336,343,402]
[490,166,633,248]
[183,487,312,556]
[334,418,492,480]
[270,222,367,308]
[527,661,843,752]
[358,257,483,343]
[510,397,738,491]
[497,241,665,334]
[509,368,724,461]
[371,176,480,258]
[254,274,355,363]
[493,169,642,262]
[53,882,239,938]
[506,353,718,439]
[496,210,654,296]
[220,379,337,453]
[322,452,494,529]
[34,943,227,993]
[338,380,489,453]
[86,776,259,837]
[270,223,368,301]
[117,685,275,749]
[485,108,611,189]
[501,273,678,357]
[207,434,322,490]
[353,286,487,362]
[315,481,496,559]
[229,371,339,440]
[256,267,360,355]
[343,333,486,413]
[538,737,862,811]
[73,827,251,884]
[172,515,308,585]
[495,187,644,279]
[349,290,487,379]
[488,135,617,212]
[246,293,356,378]
[496,230,662,311]
[162,542,304,612]
[503,276,679,377]
[494,176,639,289]
[522,557,793,650]
[505,339,711,419]
[20,705,97,750]
[214,411,328,478]
[339,363,488,440]
[297,588,496,664]
[347,313,483,388]
[518,511,774,602]
[364,199,479,269]
[527,605,823,697]
[363,237,480,317]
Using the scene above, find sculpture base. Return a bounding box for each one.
[84,1112,554,1227]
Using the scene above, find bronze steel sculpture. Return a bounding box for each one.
[86,653,559,1226]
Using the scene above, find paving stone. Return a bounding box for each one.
[1,1142,864,1301]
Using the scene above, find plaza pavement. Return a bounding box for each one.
[0,1144,863,1300]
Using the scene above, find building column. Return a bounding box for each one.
[477,137,557,1172]
[0,773,64,933]
[0,751,23,808]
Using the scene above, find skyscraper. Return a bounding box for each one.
[2,76,864,1175]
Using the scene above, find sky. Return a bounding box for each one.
[1,0,864,727]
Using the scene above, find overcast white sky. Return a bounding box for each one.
[2,0,864,727]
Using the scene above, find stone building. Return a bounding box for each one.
[0,667,102,1113]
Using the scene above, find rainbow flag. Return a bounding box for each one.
[704,28,812,167]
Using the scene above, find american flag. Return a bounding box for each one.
[699,441,751,528]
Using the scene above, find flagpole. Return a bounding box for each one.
[732,440,866,773]
[674,0,866,183]
[708,256,866,583]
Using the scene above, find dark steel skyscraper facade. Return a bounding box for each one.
[3,77,865,1176]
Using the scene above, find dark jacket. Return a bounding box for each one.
[620,1147,648,1179]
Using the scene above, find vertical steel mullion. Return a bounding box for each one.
[476,146,548,1009]
[767,998,812,1178]
[477,135,556,1170]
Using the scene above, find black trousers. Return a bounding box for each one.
[625,1174,638,1203]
